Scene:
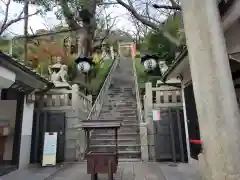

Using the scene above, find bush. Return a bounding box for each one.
[135,58,148,87]
[135,54,141,58]
[87,59,113,95]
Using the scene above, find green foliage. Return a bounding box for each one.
[141,14,184,65]
[135,53,140,59]
[67,55,78,81]
[87,59,113,94]
[36,61,49,76]
[135,58,149,89]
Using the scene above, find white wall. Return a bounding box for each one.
[19,96,34,169]
[0,66,16,89]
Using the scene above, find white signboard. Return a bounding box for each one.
[42,132,57,167]
[152,110,161,121]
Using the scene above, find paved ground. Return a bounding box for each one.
[0,164,65,180]
[0,162,200,180]
[159,163,200,180]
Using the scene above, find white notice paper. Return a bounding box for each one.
[42,132,57,167]
[152,110,161,121]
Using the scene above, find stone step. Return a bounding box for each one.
[94,128,139,134]
[98,115,137,119]
[118,158,141,162]
[121,123,139,126]
[89,144,141,152]
[94,59,141,159]
[97,115,137,119]
[116,109,137,113]
[101,107,137,111]
[91,138,140,145]
[91,132,139,139]
[95,120,139,125]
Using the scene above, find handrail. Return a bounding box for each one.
[86,57,120,120]
[132,58,144,123]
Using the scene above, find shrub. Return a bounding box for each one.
[87,59,113,95]
[135,54,141,58]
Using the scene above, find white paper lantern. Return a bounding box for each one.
[77,61,91,73]
[143,58,157,71]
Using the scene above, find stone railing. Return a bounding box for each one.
[144,82,182,109]
[131,58,144,123]
[35,87,92,112]
[86,57,120,121]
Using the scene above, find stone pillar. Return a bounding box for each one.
[145,82,155,160]
[181,0,240,179]
[71,84,85,160]
[140,122,149,161]
[72,84,80,111]
[110,46,115,60]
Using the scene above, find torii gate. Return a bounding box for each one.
[118,42,136,59]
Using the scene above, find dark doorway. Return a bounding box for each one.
[30,111,65,164]
[154,107,188,162]
[0,89,24,175]
[184,83,201,160]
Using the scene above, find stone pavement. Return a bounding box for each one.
[0,164,67,180]
[51,162,200,180]
[159,163,200,180]
[0,162,200,180]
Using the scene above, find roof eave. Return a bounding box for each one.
[161,47,188,82]
[0,52,53,91]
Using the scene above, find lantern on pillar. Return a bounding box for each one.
[141,54,158,72]
[75,56,94,73]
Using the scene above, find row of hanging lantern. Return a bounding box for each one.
[75,54,160,73]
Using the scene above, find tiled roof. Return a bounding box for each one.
[0,51,53,88]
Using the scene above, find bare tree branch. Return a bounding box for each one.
[2,0,11,29]
[15,27,84,39]
[152,4,181,10]
[58,0,81,30]
[115,0,180,46]
[93,6,117,47]
[0,0,40,35]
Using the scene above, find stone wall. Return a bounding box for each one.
[64,109,88,161]
[35,85,92,162]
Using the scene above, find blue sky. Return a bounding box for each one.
[1,1,134,36]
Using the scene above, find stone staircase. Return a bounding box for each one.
[90,58,141,159]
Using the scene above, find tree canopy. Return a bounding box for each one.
[142,12,185,64]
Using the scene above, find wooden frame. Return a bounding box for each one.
[81,121,121,180]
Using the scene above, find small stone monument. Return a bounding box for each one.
[101,42,110,60]
[48,57,71,88]
[159,61,168,74]
[110,46,115,60]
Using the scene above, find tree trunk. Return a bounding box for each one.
[82,0,97,57]
[23,0,29,63]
